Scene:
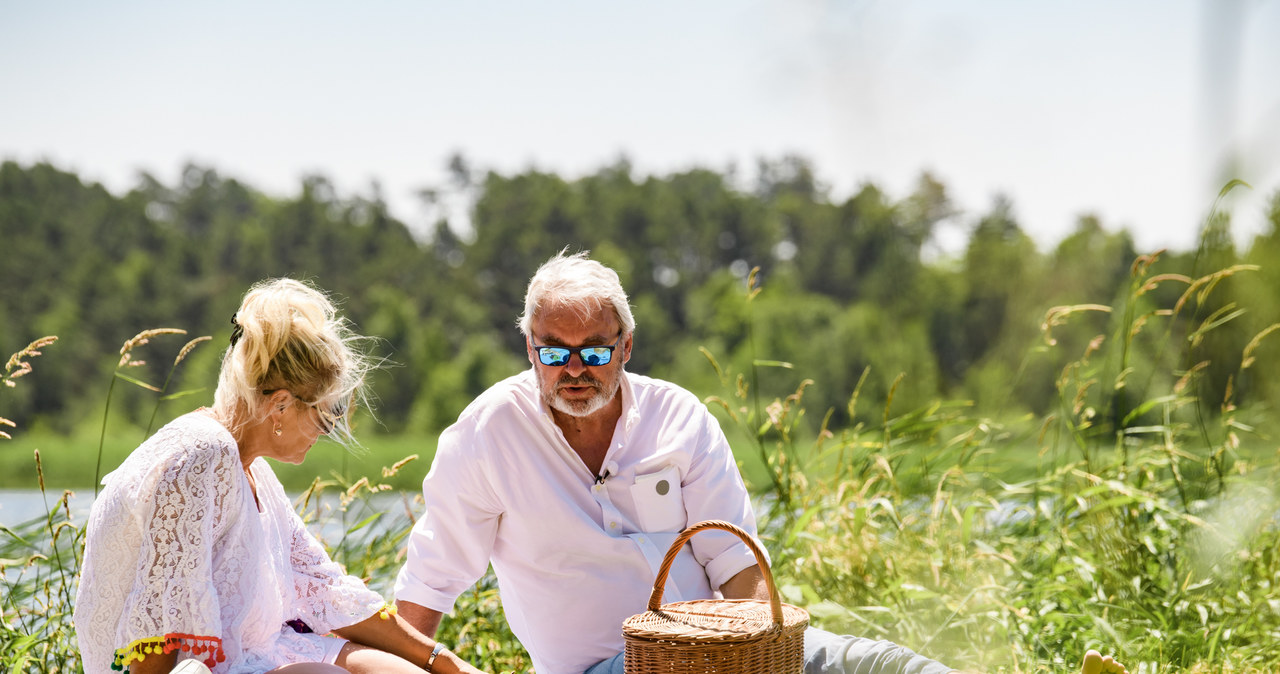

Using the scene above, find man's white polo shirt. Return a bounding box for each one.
[394,369,762,674]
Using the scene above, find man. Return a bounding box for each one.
[394,251,952,674]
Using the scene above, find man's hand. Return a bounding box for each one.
[718,565,768,600]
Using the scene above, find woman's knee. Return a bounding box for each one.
[334,641,423,674]
[267,663,347,674]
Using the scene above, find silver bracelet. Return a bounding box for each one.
[424,641,447,672]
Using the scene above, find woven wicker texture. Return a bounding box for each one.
[622,520,809,673]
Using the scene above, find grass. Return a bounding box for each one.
[2,421,1062,496]
[697,258,1280,673]
[6,250,1280,673]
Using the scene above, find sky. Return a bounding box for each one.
[3,0,1278,255]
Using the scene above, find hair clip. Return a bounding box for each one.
[230,313,244,347]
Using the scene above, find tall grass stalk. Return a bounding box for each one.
[704,251,1280,673]
[3,329,213,672]
[1,335,81,672]
[94,328,189,495]
[143,335,213,436]
[8,245,1280,672]
[1,337,58,440]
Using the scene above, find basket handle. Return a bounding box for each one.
[645,519,783,628]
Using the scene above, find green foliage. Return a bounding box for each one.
[6,161,1280,672]
[2,334,81,672]
[709,248,1280,673]
[2,486,82,673]
[13,158,1274,440]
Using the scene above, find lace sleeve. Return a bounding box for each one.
[284,504,387,635]
[114,438,237,669]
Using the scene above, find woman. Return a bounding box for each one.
[74,279,485,674]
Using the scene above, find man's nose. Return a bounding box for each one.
[564,352,589,375]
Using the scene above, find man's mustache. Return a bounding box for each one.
[556,374,600,389]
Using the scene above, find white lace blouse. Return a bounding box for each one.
[74,412,387,673]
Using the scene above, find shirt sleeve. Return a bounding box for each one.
[679,401,766,591]
[394,421,504,613]
[284,501,388,635]
[113,442,235,670]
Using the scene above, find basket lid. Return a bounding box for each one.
[623,598,808,644]
[623,521,810,649]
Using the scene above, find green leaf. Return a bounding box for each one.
[806,599,853,621]
[1121,395,1179,426]
[785,505,821,547]
[897,583,938,600]
[113,371,161,391]
[961,503,979,545]
[1,525,33,547]
[346,513,382,533]
[160,387,209,401]
[1216,178,1252,199]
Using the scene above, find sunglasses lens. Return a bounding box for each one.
[580,347,612,366]
[536,345,615,366]
[538,348,571,366]
[315,401,347,435]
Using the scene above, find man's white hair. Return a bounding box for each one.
[518,250,635,338]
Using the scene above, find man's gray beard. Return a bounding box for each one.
[545,377,619,418]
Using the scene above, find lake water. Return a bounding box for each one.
[0,487,418,542]
[0,488,96,525]
[1,488,1041,531]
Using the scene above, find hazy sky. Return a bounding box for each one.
[3,0,1278,254]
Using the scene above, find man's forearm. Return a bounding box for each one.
[719,565,768,600]
[397,598,445,638]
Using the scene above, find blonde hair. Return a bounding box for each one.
[518,250,635,339]
[212,278,371,445]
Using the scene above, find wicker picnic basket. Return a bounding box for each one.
[621,520,808,674]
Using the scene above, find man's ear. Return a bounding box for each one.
[621,331,634,364]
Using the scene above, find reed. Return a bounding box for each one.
[704,251,1280,672]
[2,335,82,672]
[5,248,1280,672]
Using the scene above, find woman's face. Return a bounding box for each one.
[259,392,331,465]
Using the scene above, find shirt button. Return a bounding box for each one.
[610,522,618,528]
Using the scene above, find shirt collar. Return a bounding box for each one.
[619,370,640,435]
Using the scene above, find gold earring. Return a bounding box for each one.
[274,425,283,436]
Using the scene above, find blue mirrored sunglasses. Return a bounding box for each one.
[532,335,622,367]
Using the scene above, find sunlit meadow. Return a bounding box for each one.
[5,249,1280,673]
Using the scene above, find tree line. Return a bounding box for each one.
[3,157,1279,439]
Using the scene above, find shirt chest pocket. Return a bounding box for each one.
[630,465,686,533]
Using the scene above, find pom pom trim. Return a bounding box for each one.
[110,633,225,671]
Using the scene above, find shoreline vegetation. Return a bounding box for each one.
[4,162,1280,671]
[5,250,1280,673]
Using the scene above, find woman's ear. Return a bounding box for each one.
[268,389,293,413]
